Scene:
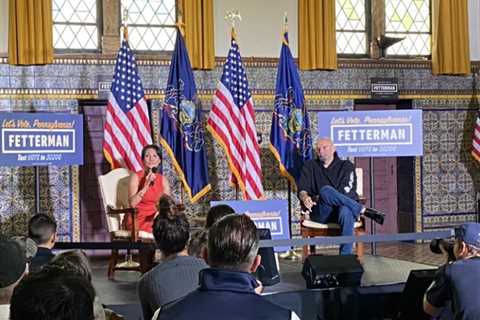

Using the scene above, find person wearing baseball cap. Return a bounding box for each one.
[424,223,480,320]
[0,238,28,320]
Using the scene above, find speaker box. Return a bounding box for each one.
[302,255,363,289]
[395,269,436,320]
[256,228,280,286]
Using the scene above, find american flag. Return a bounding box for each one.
[207,32,264,200]
[473,112,480,162]
[103,39,152,172]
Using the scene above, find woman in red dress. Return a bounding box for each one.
[128,144,171,237]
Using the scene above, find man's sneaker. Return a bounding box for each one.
[363,208,385,225]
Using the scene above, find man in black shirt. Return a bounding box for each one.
[423,223,480,320]
[298,138,384,255]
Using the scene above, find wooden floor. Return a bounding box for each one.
[362,242,444,266]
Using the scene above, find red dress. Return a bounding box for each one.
[133,170,164,233]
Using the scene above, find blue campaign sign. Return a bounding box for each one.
[211,200,290,252]
[318,110,423,157]
[0,113,84,166]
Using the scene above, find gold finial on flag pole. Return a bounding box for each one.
[283,12,289,45]
[176,8,185,37]
[225,10,241,28]
[225,10,241,38]
[122,7,129,40]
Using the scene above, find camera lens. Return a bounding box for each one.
[430,239,443,254]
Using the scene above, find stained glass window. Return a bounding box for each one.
[53,0,99,50]
[121,0,176,51]
[336,0,367,55]
[385,0,431,56]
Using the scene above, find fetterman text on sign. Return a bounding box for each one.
[318,110,423,157]
[0,113,84,166]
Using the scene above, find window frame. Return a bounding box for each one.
[119,0,178,54]
[52,0,103,53]
[383,0,432,58]
[335,0,432,59]
[336,0,371,58]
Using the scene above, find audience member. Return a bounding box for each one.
[10,236,38,263]
[10,268,95,320]
[205,204,235,228]
[424,223,480,320]
[46,250,123,320]
[138,195,207,320]
[156,214,300,320]
[28,213,57,272]
[0,238,28,320]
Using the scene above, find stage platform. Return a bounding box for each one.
[90,252,437,320]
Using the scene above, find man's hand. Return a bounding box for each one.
[255,279,264,294]
[303,196,316,211]
[299,191,316,212]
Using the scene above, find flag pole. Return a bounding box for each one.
[279,12,300,260]
[280,181,300,260]
[175,10,187,207]
[225,10,242,201]
[115,6,138,269]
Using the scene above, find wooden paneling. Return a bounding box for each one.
[79,100,110,242]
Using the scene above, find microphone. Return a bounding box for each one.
[149,167,158,186]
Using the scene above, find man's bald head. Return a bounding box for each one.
[315,137,336,165]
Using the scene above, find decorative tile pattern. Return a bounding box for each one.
[419,99,480,230]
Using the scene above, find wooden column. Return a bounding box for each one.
[101,0,120,54]
[370,0,385,59]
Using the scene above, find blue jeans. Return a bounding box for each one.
[310,186,363,255]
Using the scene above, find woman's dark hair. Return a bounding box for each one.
[153,195,189,256]
[141,144,162,161]
[156,195,179,218]
[205,204,235,228]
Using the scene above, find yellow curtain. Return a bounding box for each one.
[431,0,470,75]
[179,0,215,70]
[8,0,53,65]
[298,0,336,70]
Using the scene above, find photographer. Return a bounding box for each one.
[423,223,480,320]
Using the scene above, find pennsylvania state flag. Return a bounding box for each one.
[160,29,211,203]
[269,32,312,189]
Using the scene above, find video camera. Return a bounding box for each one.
[429,238,456,262]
